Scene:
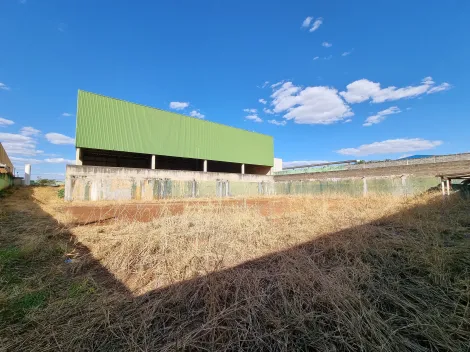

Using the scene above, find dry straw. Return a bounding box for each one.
[1,187,469,351]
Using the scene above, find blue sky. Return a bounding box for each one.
[1,0,469,178]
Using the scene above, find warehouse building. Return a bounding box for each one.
[65,91,278,201]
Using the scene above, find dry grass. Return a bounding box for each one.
[1,187,470,351]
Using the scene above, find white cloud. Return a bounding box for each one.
[427,82,452,94]
[322,42,332,48]
[0,133,42,156]
[302,16,313,28]
[45,133,75,145]
[263,108,275,115]
[261,81,270,88]
[245,114,263,123]
[337,138,443,156]
[309,18,323,32]
[271,82,353,124]
[313,56,320,60]
[9,157,75,166]
[283,160,329,168]
[258,98,267,105]
[169,101,189,110]
[271,81,284,89]
[62,112,73,117]
[363,106,401,126]
[340,76,451,104]
[189,110,205,119]
[0,117,14,127]
[243,108,257,113]
[344,119,353,123]
[342,49,353,56]
[0,82,11,91]
[10,156,42,165]
[20,126,41,136]
[45,158,75,164]
[268,119,286,126]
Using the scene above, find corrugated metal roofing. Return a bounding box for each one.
[76,91,274,166]
[0,142,13,174]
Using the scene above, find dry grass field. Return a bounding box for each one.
[1,186,470,351]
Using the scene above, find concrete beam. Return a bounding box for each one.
[76,148,83,166]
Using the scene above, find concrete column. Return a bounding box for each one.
[24,164,31,186]
[441,179,446,196]
[151,155,156,169]
[401,175,407,195]
[363,177,368,196]
[76,148,83,166]
[241,164,245,175]
[446,179,451,195]
[203,160,208,172]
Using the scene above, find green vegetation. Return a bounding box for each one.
[31,178,58,186]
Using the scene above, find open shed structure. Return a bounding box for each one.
[438,172,470,195]
[75,91,274,175]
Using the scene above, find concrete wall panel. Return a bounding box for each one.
[65,165,274,201]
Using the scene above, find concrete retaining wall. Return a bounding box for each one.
[275,175,440,197]
[66,160,460,201]
[65,165,274,201]
[0,173,13,191]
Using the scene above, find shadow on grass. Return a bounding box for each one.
[1,187,469,351]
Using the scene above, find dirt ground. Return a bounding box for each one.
[65,197,308,223]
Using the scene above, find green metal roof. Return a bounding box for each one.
[76,91,274,166]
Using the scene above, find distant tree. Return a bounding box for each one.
[36,178,57,186]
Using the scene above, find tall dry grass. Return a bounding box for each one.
[71,194,407,295]
[1,187,470,351]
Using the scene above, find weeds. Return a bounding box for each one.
[1,187,469,351]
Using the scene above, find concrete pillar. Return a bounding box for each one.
[76,148,83,166]
[24,164,31,186]
[203,160,207,172]
[441,179,446,196]
[363,177,368,196]
[241,163,245,175]
[446,179,451,195]
[151,155,156,169]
